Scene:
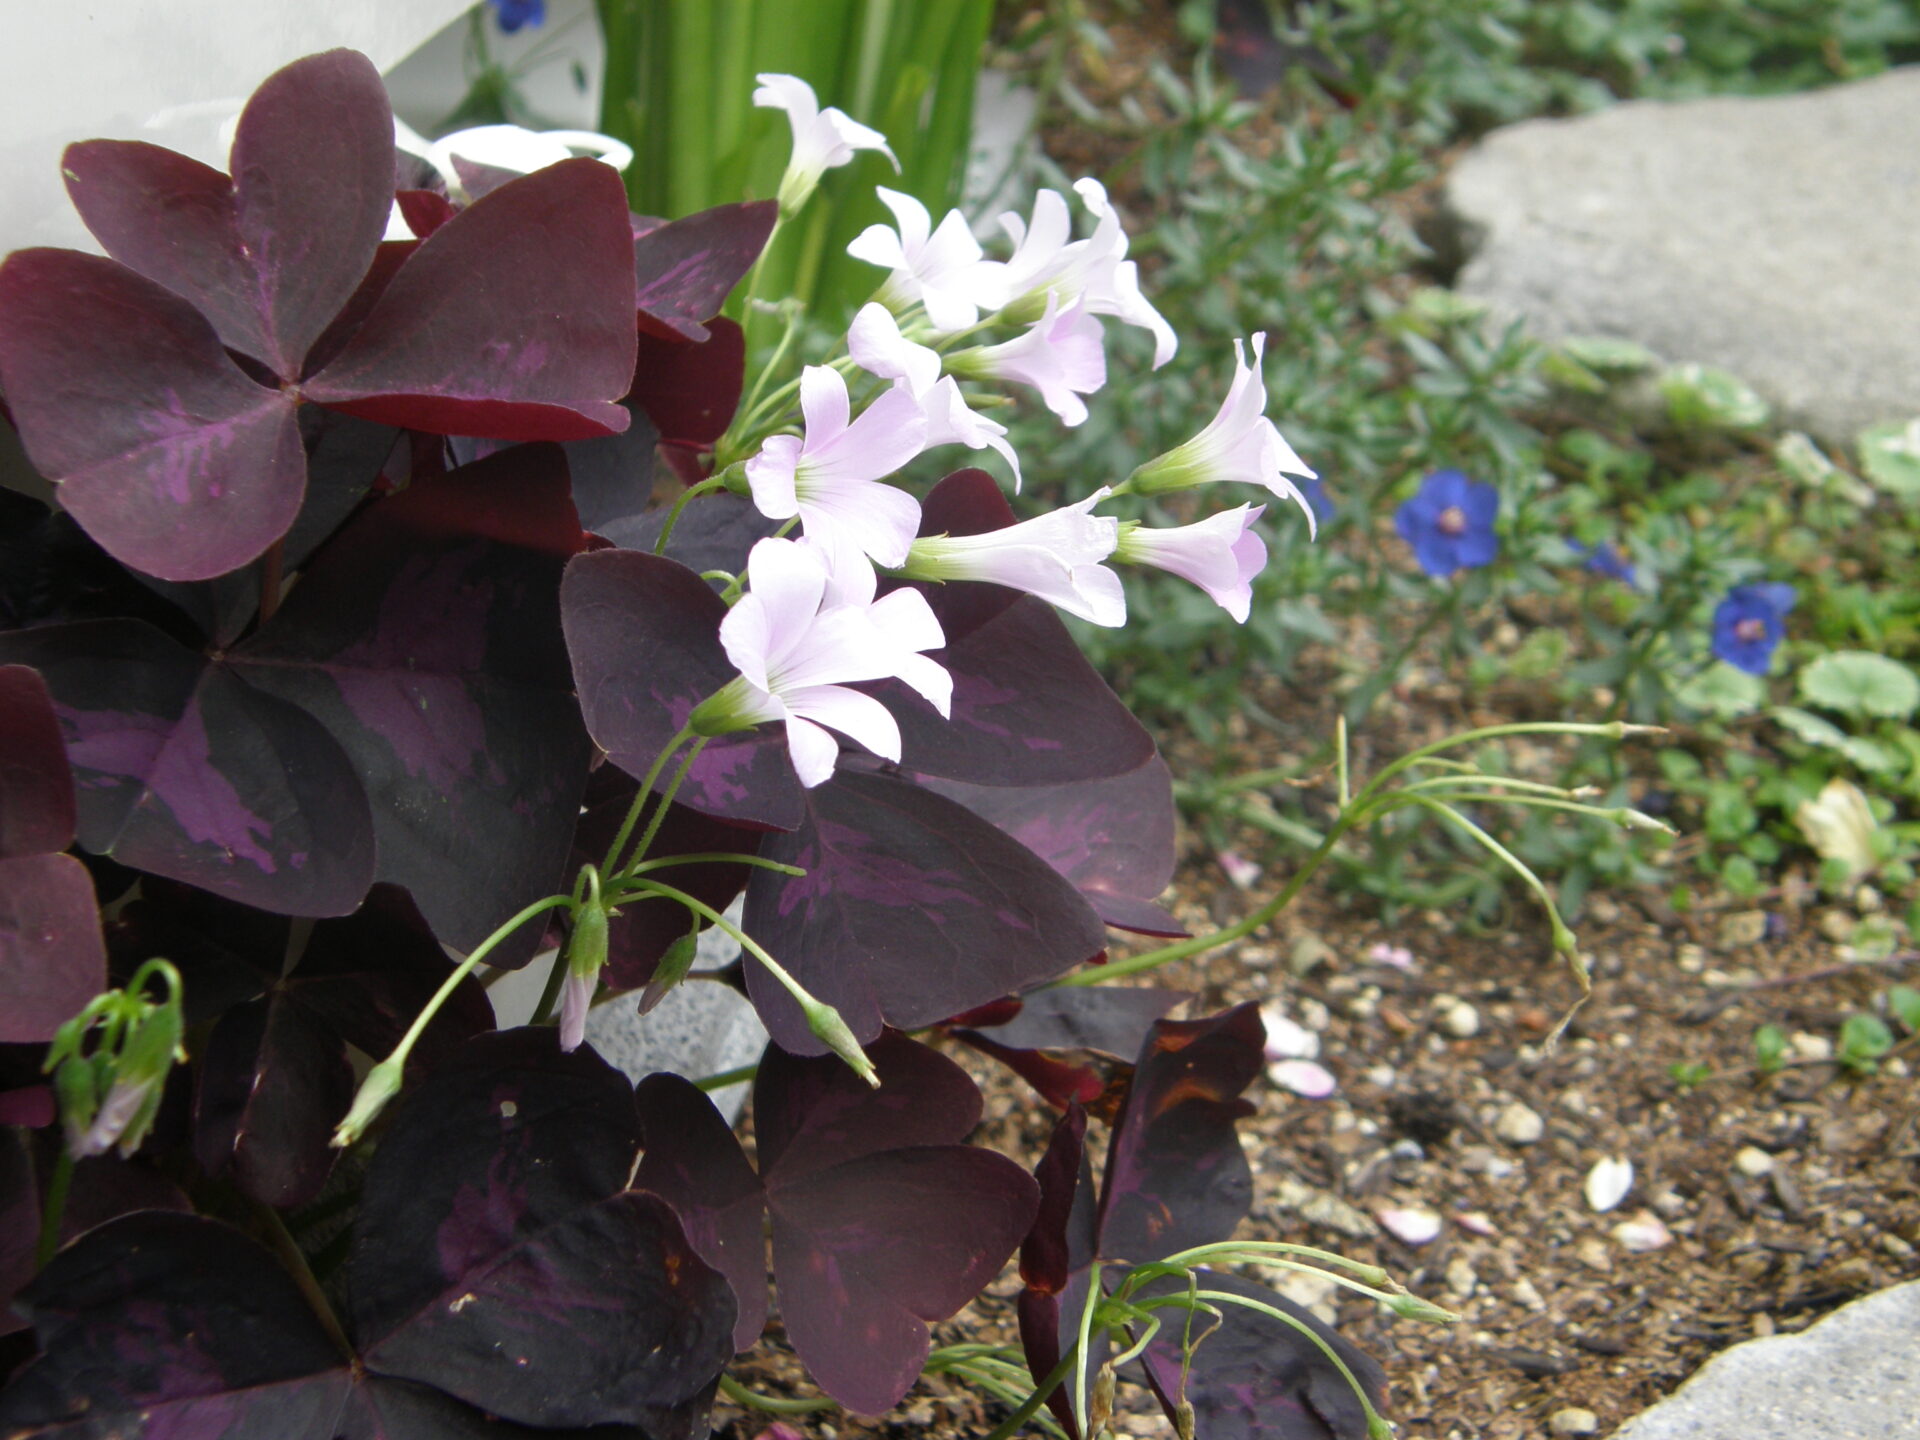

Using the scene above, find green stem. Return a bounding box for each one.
[35,1148,74,1269]
[693,1061,760,1092]
[333,892,574,1146]
[717,1374,834,1414]
[654,475,727,555]
[625,852,806,878]
[979,1345,1080,1440]
[601,726,696,880]
[614,738,710,885]
[253,1198,353,1359]
[529,939,572,1028]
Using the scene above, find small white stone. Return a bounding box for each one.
[1585,1156,1635,1212]
[1455,1210,1497,1236]
[1511,1276,1546,1312]
[1260,1002,1321,1060]
[1493,1101,1545,1146]
[1268,1059,1338,1099]
[1549,1407,1600,1436]
[1439,1001,1481,1039]
[1444,1255,1478,1300]
[1376,1206,1444,1246]
[1733,1145,1775,1177]
[1364,1064,1398,1088]
[1612,1211,1673,1253]
[1790,1031,1833,1062]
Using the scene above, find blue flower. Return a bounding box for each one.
[489,0,546,33]
[1711,583,1796,674]
[1395,469,1498,577]
[1570,539,1635,584]
[1298,476,1337,526]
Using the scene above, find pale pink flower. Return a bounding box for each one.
[558,969,594,1053]
[947,293,1106,428]
[847,303,1022,488]
[1124,335,1317,530]
[745,365,927,570]
[898,490,1123,626]
[1114,503,1268,623]
[754,73,897,214]
[847,188,1004,334]
[1268,1059,1337,1099]
[690,538,950,788]
[996,180,1177,368]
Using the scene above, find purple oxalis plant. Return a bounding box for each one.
[0,49,1422,1440]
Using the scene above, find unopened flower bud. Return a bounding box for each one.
[639,931,701,1015]
[332,1057,404,1149]
[803,997,878,1088]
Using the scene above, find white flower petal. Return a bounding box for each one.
[797,364,851,441]
[1268,1059,1337,1098]
[1260,1001,1320,1060]
[783,713,841,788]
[1611,1212,1672,1253]
[786,683,903,766]
[744,434,803,522]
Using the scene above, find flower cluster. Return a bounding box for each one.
[693,76,1324,790]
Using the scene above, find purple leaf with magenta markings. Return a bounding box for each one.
[631,202,777,342]
[563,547,806,831]
[741,770,1108,1055]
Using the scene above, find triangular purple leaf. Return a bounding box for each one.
[305,159,639,442]
[350,1030,734,1428]
[562,547,804,830]
[631,202,777,343]
[0,663,75,857]
[634,1072,769,1352]
[0,249,305,581]
[620,491,781,578]
[741,772,1108,1054]
[0,855,106,1044]
[63,50,394,377]
[871,595,1155,788]
[915,757,1184,935]
[0,620,376,916]
[630,318,746,448]
[961,987,1193,1062]
[1097,1004,1264,1265]
[562,400,659,540]
[754,1036,1040,1415]
[234,446,592,959]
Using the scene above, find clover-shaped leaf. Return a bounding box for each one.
[1858,418,1920,500]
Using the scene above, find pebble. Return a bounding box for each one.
[1585,1156,1635,1212]
[1289,933,1336,975]
[1791,1031,1834,1062]
[1272,1179,1377,1239]
[1511,1276,1547,1311]
[1549,1407,1600,1436]
[1818,910,1858,942]
[1377,1206,1445,1246]
[1716,909,1769,948]
[1575,1237,1613,1272]
[1734,1145,1775,1177]
[1612,1211,1674,1253]
[1444,1255,1479,1300]
[1438,999,1481,1038]
[1494,1101,1545,1146]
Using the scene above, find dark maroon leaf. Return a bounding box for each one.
[63,50,394,377]
[0,1085,54,1128]
[0,249,304,580]
[952,1030,1102,1109]
[753,1031,985,1183]
[916,757,1184,935]
[741,772,1107,1054]
[1097,1003,1264,1265]
[234,446,592,959]
[0,664,74,857]
[302,239,423,379]
[0,620,377,916]
[0,1211,350,1437]
[630,317,746,446]
[633,1073,768,1352]
[195,992,353,1207]
[129,882,490,1207]
[397,188,458,238]
[1015,1107,1098,1440]
[754,1036,1040,1415]
[965,987,1193,1061]
[282,407,400,566]
[631,202,777,343]
[0,492,201,639]
[871,595,1155,788]
[350,1030,734,1428]
[562,548,805,831]
[572,775,757,991]
[1,1130,37,1338]
[347,1029,641,1344]
[306,159,639,442]
[621,491,781,577]
[1136,1271,1386,1440]
[0,855,107,1044]
[450,155,523,203]
[563,400,658,540]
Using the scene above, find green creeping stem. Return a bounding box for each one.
[1053,720,1661,991]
